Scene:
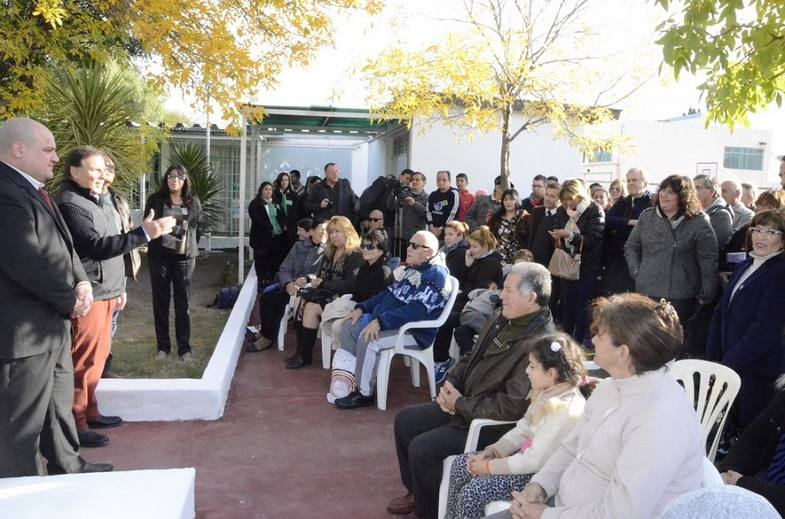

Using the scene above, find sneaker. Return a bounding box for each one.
[180,352,195,363]
[156,351,169,361]
[434,357,455,385]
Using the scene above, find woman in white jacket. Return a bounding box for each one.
[507,293,703,519]
[446,333,591,519]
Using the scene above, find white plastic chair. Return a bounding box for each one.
[374,276,460,411]
[276,295,295,351]
[670,359,741,462]
[437,418,516,519]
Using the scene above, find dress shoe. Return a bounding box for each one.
[78,430,110,448]
[285,355,311,369]
[87,414,123,429]
[245,336,273,352]
[335,390,376,409]
[80,461,114,473]
[387,492,415,515]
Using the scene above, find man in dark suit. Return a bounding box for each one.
[0,118,112,476]
[527,181,567,320]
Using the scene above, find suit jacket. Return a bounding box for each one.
[528,206,569,266]
[248,196,285,251]
[0,162,88,359]
[706,254,785,378]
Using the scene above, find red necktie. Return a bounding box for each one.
[37,187,55,212]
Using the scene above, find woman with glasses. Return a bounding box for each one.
[144,164,202,361]
[608,178,627,208]
[325,230,393,402]
[287,215,364,369]
[707,210,785,428]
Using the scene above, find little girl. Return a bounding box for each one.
[445,333,592,519]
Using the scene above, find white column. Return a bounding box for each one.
[238,113,247,284]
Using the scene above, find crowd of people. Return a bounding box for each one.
[240,157,785,517]
[3,115,785,518]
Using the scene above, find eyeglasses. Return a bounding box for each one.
[369,217,383,222]
[168,173,186,180]
[361,243,378,251]
[750,227,783,237]
[408,241,431,250]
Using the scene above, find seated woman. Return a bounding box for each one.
[446,333,589,519]
[433,226,504,381]
[322,230,393,386]
[441,220,470,279]
[504,293,703,519]
[718,373,785,517]
[332,231,451,409]
[286,216,364,369]
[706,209,785,428]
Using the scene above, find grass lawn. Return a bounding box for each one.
[110,250,247,379]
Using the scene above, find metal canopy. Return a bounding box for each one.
[246,104,396,136]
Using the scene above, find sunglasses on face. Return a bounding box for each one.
[361,243,378,251]
[408,241,431,250]
[369,217,383,222]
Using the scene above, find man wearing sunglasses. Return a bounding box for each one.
[334,230,450,410]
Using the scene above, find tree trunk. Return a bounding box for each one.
[499,103,512,190]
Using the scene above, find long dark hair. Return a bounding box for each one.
[257,181,273,199]
[654,175,701,218]
[490,189,522,233]
[159,165,193,206]
[274,172,293,194]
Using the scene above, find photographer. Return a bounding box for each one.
[306,163,358,224]
[388,171,428,259]
[360,169,412,230]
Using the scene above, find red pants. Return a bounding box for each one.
[71,299,116,431]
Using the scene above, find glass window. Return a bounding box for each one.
[723,147,764,171]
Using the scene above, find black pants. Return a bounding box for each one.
[253,236,286,286]
[433,310,461,362]
[453,325,477,357]
[561,274,600,344]
[150,256,196,356]
[394,402,505,518]
[0,339,81,477]
[259,290,291,341]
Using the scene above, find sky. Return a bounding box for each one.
[165,0,782,131]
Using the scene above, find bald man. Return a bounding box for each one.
[0,118,112,476]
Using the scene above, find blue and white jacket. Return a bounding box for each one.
[356,260,451,349]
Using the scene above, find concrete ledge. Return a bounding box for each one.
[0,468,195,519]
[95,269,257,421]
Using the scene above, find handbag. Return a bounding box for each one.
[548,236,582,281]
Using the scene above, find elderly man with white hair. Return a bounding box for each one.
[388,262,556,519]
[721,177,755,231]
[333,230,451,410]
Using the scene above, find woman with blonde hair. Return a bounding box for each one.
[608,178,627,208]
[548,179,605,344]
[441,220,470,278]
[287,216,364,369]
[433,225,504,381]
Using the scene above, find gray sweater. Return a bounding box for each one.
[624,207,719,302]
[274,239,324,288]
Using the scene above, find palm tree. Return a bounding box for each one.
[167,142,222,233]
[35,62,163,196]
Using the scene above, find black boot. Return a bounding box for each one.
[285,323,303,362]
[286,326,317,369]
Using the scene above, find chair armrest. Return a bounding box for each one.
[464,418,517,452]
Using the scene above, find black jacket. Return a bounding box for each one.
[563,201,605,276]
[527,206,569,266]
[248,196,285,251]
[0,163,88,358]
[144,192,202,260]
[306,178,358,223]
[319,249,364,295]
[458,251,504,308]
[353,260,393,302]
[443,240,469,280]
[719,388,785,516]
[57,179,148,300]
[604,192,652,267]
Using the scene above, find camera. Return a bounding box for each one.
[385,177,405,198]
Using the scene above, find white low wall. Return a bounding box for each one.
[95,268,257,421]
[0,468,195,519]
